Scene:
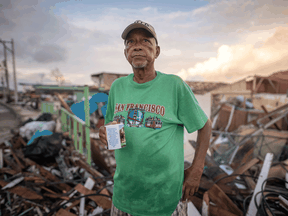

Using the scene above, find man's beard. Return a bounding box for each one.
[132,61,147,69]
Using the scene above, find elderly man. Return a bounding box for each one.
[99,20,212,216]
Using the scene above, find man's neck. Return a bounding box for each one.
[132,68,157,84]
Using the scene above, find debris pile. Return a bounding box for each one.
[188,101,288,215]
[0,115,114,216]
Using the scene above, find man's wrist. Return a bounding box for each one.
[187,164,204,173]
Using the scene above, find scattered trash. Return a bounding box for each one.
[19,121,56,141]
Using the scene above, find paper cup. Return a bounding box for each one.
[105,123,126,150]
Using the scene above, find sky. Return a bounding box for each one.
[1,0,288,91]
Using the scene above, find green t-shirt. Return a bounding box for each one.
[105,71,208,216]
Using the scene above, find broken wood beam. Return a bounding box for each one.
[74,184,112,209]
[261,105,281,130]
[56,208,77,216]
[243,171,256,190]
[0,180,43,200]
[55,93,74,115]
[208,184,243,216]
[190,196,238,216]
[219,158,259,184]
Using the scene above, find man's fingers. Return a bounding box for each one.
[100,138,107,145]
[183,187,189,202]
[190,188,195,197]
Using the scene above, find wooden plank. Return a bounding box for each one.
[247,102,288,126]
[200,176,237,196]
[55,93,74,114]
[268,164,288,179]
[56,208,77,216]
[18,155,72,192]
[18,136,27,146]
[91,139,111,173]
[208,184,243,216]
[0,167,17,175]
[74,158,104,181]
[255,77,264,93]
[43,193,70,200]
[10,148,25,170]
[261,105,281,130]
[220,158,259,184]
[3,154,21,172]
[231,141,255,169]
[190,196,238,216]
[74,184,112,209]
[267,78,277,93]
[0,180,43,200]
[66,200,80,211]
[243,171,256,190]
[240,147,254,166]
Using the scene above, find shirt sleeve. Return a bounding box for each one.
[104,84,115,125]
[177,79,208,133]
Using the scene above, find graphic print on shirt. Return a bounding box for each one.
[113,103,165,129]
[113,114,125,124]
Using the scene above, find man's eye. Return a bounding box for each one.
[144,39,149,42]
[127,40,133,44]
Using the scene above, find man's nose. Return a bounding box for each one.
[133,46,142,51]
[133,42,143,51]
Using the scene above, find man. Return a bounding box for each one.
[99,20,212,216]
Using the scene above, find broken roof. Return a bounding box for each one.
[185,81,228,94]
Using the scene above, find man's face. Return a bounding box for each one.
[124,28,160,69]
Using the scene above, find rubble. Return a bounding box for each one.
[187,99,288,215]
[1,80,288,215]
[0,123,114,215]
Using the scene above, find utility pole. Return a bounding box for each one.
[2,41,11,102]
[11,39,18,103]
[0,64,6,101]
[1,77,6,100]
[0,38,18,103]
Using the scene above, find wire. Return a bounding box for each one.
[253,177,288,216]
[214,174,258,184]
[243,194,252,215]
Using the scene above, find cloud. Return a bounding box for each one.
[161,49,182,57]
[177,26,288,82]
[0,0,70,62]
[2,0,288,88]
[33,44,67,63]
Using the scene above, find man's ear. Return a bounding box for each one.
[155,46,160,59]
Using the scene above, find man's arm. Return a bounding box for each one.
[182,119,212,202]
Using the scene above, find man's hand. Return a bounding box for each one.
[182,166,204,202]
[99,121,117,148]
